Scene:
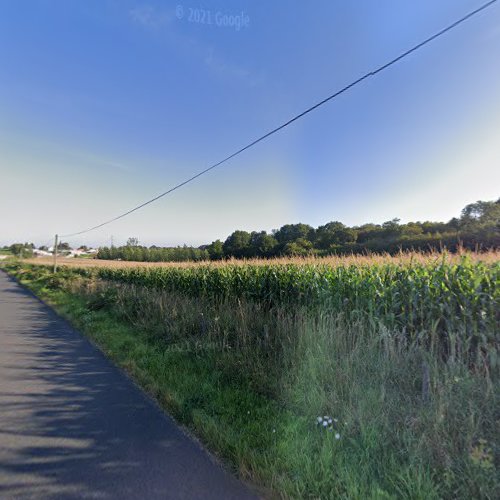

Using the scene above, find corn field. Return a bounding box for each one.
[73,255,497,370]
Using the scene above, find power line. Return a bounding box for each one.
[60,0,498,238]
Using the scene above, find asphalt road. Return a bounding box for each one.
[0,270,258,500]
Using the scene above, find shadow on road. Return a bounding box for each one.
[0,273,256,499]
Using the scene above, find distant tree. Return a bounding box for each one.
[282,238,314,256]
[126,237,139,247]
[78,245,89,252]
[249,231,278,257]
[420,221,449,234]
[381,219,402,240]
[460,199,500,231]
[9,243,34,258]
[400,222,424,238]
[58,242,71,251]
[38,245,48,251]
[223,230,252,258]
[206,240,224,260]
[315,221,357,249]
[9,243,24,256]
[447,218,460,232]
[97,247,110,259]
[274,223,314,244]
[355,223,382,243]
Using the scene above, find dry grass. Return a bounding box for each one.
[23,249,500,270]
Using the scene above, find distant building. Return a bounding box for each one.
[38,247,98,258]
[33,249,53,257]
[66,248,98,258]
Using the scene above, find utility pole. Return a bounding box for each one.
[53,234,59,273]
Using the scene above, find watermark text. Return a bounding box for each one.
[176,5,250,31]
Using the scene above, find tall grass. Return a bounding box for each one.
[81,255,500,374]
[66,276,500,497]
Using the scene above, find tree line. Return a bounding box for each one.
[96,198,500,262]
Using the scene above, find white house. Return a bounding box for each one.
[33,249,53,257]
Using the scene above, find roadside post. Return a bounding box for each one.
[53,234,58,273]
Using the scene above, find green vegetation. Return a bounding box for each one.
[97,198,500,262]
[91,256,499,370]
[98,244,210,262]
[4,242,35,258]
[2,257,499,499]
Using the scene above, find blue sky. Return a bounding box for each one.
[1,0,499,247]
